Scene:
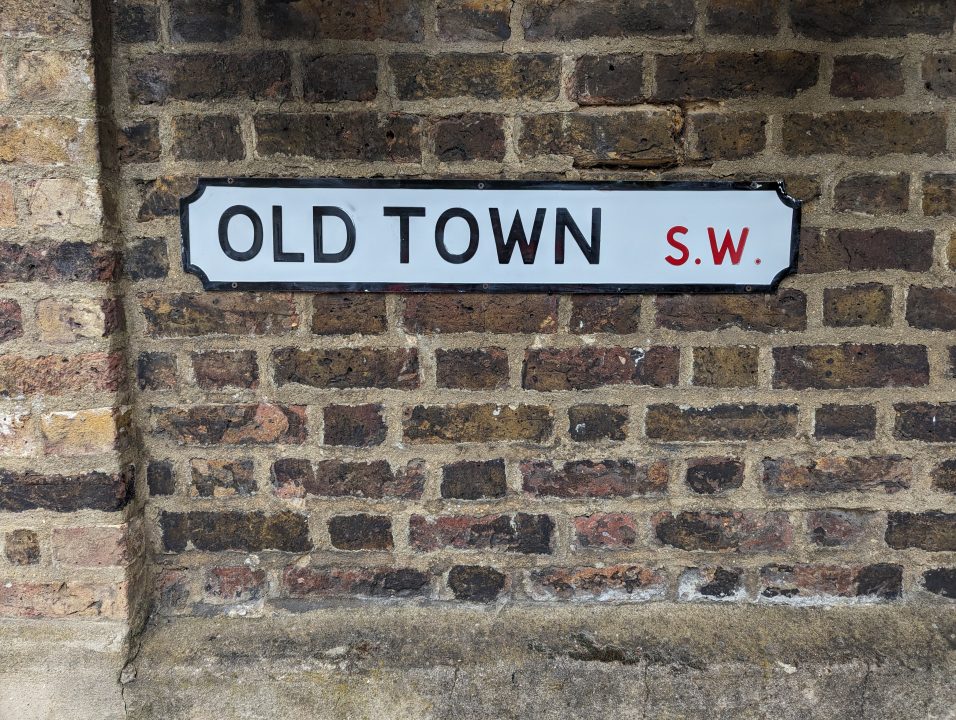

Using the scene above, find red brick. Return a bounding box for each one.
[806,510,874,548]
[759,563,902,602]
[527,565,665,601]
[271,459,424,500]
[574,513,638,549]
[523,346,678,391]
[685,458,744,495]
[409,513,553,554]
[653,511,792,552]
[189,459,255,498]
[191,350,258,389]
[0,352,124,397]
[0,581,127,620]
[436,348,508,390]
[152,403,307,446]
[678,566,746,601]
[763,456,911,495]
[283,566,429,599]
[570,295,640,334]
[52,525,129,567]
[204,566,266,603]
[521,459,667,498]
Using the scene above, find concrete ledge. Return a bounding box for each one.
[124,605,955,719]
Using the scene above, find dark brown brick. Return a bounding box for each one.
[655,291,807,332]
[328,514,392,551]
[311,294,386,335]
[392,53,559,101]
[448,565,507,602]
[189,459,255,498]
[693,346,758,388]
[147,460,175,496]
[436,348,508,390]
[679,566,745,600]
[137,351,177,390]
[283,566,429,599]
[255,113,421,162]
[256,0,426,40]
[932,460,956,493]
[834,174,909,214]
[807,510,874,548]
[763,456,910,495]
[799,229,934,273]
[923,54,956,97]
[773,344,928,390]
[907,287,956,330]
[125,237,168,280]
[831,55,904,99]
[574,513,638,549]
[653,511,792,552]
[685,458,744,495]
[129,52,291,104]
[706,0,777,35]
[0,241,117,283]
[136,176,196,220]
[886,512,956,551]
[432,114,505,162]
[518,110,682,168]
[204,566,266,603]
[410,513,553,554]
[570,295,640,334]
[323,404,386,446]
[522,459,667,498]
[0,470,129,513]
[528,565,664,601]
[4,529,40,566]
[523,346,678,391]
[923,173,956,216]
[655,52,818,101]
[271,459,424,500]
[823,284,892,327]
[568,404,628,442]
[814,404,877,441]
[160,510,311,552]
[438,0,511,40]
[404,404,552,444]
[645,404,797,441]
[687,112,767,161]
[522,0,695,39]
[142,293,297,336]
[923,568,956,599]
[759,563,902,602]
[0,300,22,343]
[302,55,377,102]
[0,352,124,397]
[570,54,644,105]
[273,348,418,389]
[791,0,955,39]
[895,402,956,442]
[403,294,557,333]
[783,112,947,156]
[171,115,244,161]
[153,403,307,446]
[191,350,258,390]
[115,3,159,43]
[441,459,507,500]
[170,0,241,42]
[118,120,160,163]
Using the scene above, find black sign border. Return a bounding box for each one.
[181,178,801,294]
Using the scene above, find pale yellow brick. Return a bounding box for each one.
[35,297,107,343]
[40,407,121,456]
[15,50,93,103]
[0,411,37,456]
[27,177,100,227]
[0,116,95,165]
[52,525,129,567]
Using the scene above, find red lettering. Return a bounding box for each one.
[708,227,749,265]
[665,225,689,266]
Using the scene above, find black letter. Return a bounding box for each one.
[272,205,304,263]
[218,205,263,261]
[383,206,426,263]
[490,208,546,264]
[313,206,356,263]
[555,208,601,264]
[435,208,479,264]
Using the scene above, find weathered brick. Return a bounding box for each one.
[153,403,307,446]
[922,173,956,216]
[115,2,159,42]
[404,295,557,334]
[791,0,955,39]
[311,294,385,335]
[764,456,910,495]
[923,54,956,97]
[4,529,39,566]
[574,513,638,549]
[831,55,904,99]
[189,459,255,498]
[807,510,874,548]
[441,459,507,500]
[404,404,552,444]
[27,177,100,228]
[0,412,37,457]
[522,0,695,39]
[171,115,244,161]
[759,564,902,602]
[886,512,956,551]
[655,291,806,332]
[0,469,129,513]
[0,581,127,620]
[0,182,14,227]
[523,346,678,391]
[895,403,956,442]
[328,514,393,551]
[823,284,893,327]
[436,348,508,390]
[256,0,426,40]
[932,460,956,493]
[273,348,418,389]
[655,52,818,101]
[129,53,291,104]
[142,293,297,337]
[204,566,266,603]
[570,54,644,105]
[678,566,746,601]
[448,565,507,602]
[0,351,124,397]
[35,298,111,343]
[302,55,377,102]
[773,344,928,390]
[570,295,640,334]
[271,459,424,500]
[923,568,956,599]
[784,113,947,156]
[687,112,767,161]
[137,352,177,390]
[569,404,628,442]
[52,525,128,567]
[283,566,429,599]
[0,116,93,165]
[706,0,777,35]
[693,346,758,388]
[161,510,312,552]
[685,458,743,495]
[646,404,797,441]
[170,0,241,43]
[527,565,665,601]
[799,228,933,273]
[432,114,505,163]
[410,513,553,554]
[0,241,117,283]
[191,350,258,390]
[254,113,421,162]
[154,569,190,612]
[14,50,92,102]
[814,405,877,441]
[392,53,559,101]
[521,459,667,498]
[136,176,196,220]
[0,300,22,343]
[147,460,175,496]
[654,511,792,552]
[40,408,122,456]
[438,0,511,40]
[323,404,385,447]
[907,286,956,330]
[834,174,909,215]
[519,110,681,168]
